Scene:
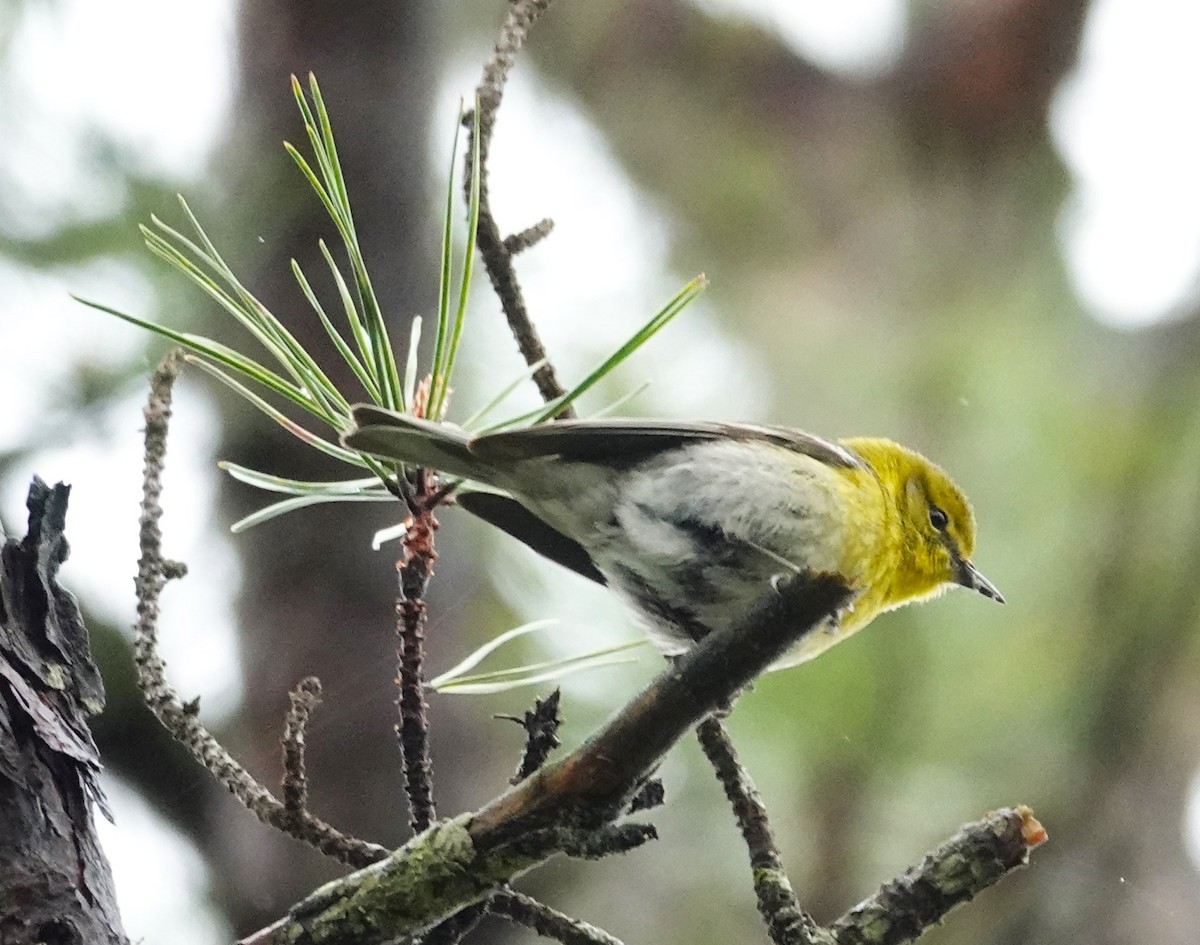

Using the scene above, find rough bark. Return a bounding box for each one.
[0,479,126,945]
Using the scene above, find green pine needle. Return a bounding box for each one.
[81,76,707,535]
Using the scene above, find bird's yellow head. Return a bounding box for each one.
[842,437,1003,610]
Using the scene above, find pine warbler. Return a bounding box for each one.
[344,407,1002,667]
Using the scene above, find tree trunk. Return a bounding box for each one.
[0,479,126,945]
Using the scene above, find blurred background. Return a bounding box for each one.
[3,0,1200,942]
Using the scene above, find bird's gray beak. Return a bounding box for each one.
[957,558,1004,603]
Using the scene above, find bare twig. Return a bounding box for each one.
[134,351,388,868]
[396,501,439,834]
[498,688,563,784]
[468,0,573,414]
[504,218,555,256]
[696,717,822,945]
[491,890,624,945]
[282,677,323,814]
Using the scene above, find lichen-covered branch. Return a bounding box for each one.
[829,806,1047,945]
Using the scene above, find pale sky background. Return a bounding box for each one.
[2,0,1200,941]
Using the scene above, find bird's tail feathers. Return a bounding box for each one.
[343,406,490,482]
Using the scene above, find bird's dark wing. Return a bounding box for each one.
[455,491,607,585]
[470,419,865,470]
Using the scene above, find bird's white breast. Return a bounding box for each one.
[512,440,860,653]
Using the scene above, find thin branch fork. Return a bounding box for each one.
[134,351,387,869]
[467,0,572,414]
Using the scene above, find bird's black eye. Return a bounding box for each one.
[929,506,949,531]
